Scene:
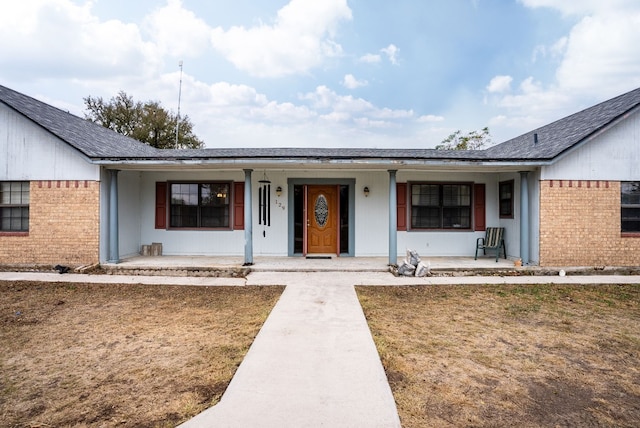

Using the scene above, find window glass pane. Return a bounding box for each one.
[339,185,349,254]
[294,185,304,253]
[499,182,512,198]
[169,182,230,228]
[500,200,512,216]
[201,184,212,205]
[0,182,29,231]
[443,207,471,228]
[412,206,440,228]
[0,183,9,204]
[622,182,640,204]
[443,184,470,206]
[412,184,439,206]
[209,183,229,206]
[201,206,229,227]
[21,182,30,204]
[411,183,471,229]
[171,183,198,205]
[22,207,29,230]
[0,208,9,230]
[170,205,197,227]
[499,181,514,217]
[622,182,640,232]
[622,207,640,232]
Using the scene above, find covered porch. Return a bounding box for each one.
[102,156,540,266]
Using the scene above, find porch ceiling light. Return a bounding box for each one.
[363,186,370,197]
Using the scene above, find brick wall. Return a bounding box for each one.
[539,180,640,266]
[0,180,100,266]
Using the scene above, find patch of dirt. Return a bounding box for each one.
[527,379,598,426]
[0,281,283,427]
[357,283,640,428]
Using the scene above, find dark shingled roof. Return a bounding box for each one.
[152,147,489,161]
[2,84,639,164]
[485,87,640,160]
[0,84,159,158]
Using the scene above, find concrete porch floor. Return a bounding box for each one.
[103,254,518,274]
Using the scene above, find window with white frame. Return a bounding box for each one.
[0,181,30,232]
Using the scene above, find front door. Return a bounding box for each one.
[306,185,338,254]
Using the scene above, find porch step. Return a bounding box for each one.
[99,265,250,278]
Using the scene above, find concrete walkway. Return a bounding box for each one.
[179,272,401,428]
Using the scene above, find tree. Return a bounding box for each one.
[84,91,204,149]
[435,126,492,150]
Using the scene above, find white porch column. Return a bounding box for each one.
[244,169,253,266]
[519,171,530,265]
[388,170,398,265]
[107,169,120,263]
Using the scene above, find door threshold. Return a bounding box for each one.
[306,255,332,259]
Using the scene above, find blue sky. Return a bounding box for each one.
[1,0,639,148]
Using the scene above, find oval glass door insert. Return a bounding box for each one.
[314,194,328,228]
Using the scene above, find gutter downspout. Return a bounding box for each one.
[519,171,530,265]
[107,169,120,263]
[388,170,397,265]
[244,169,253,265]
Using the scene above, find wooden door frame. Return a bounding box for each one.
[304,184,340,256]
[287,178,356,257]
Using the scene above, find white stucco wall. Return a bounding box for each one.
[541,110,640,180]
[129,168,513,258]
[0,103,99,180]
[139,170,246,256]
[396,171,508,258]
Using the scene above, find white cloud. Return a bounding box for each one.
[342,74,368,89]
[359,53,381,63]
[486,75,513,93]
[0,0,160,80]
[353,117,393,128]
[143,0,211,58]
[418,114,445,123]
[555,13,640,94]
[140,79,424,147]
[381,44,400,65]
[532,37,567,62]
[359,44,400,66]
[210,0,352,77]
[374,107,414,120]
[302,85,374,113]
[486,1,640,139]
[518,0,638,16]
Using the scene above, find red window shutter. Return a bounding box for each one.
[474,183,486,231]
[155,182,167,229]
[397,183,407,231]
[233,182,245,230]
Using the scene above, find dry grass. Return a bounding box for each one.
[0,281,283,427]
[357,283,640,428]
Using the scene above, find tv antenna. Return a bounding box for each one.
[175,60,183,148]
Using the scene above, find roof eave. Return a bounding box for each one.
[91,156,549,170]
